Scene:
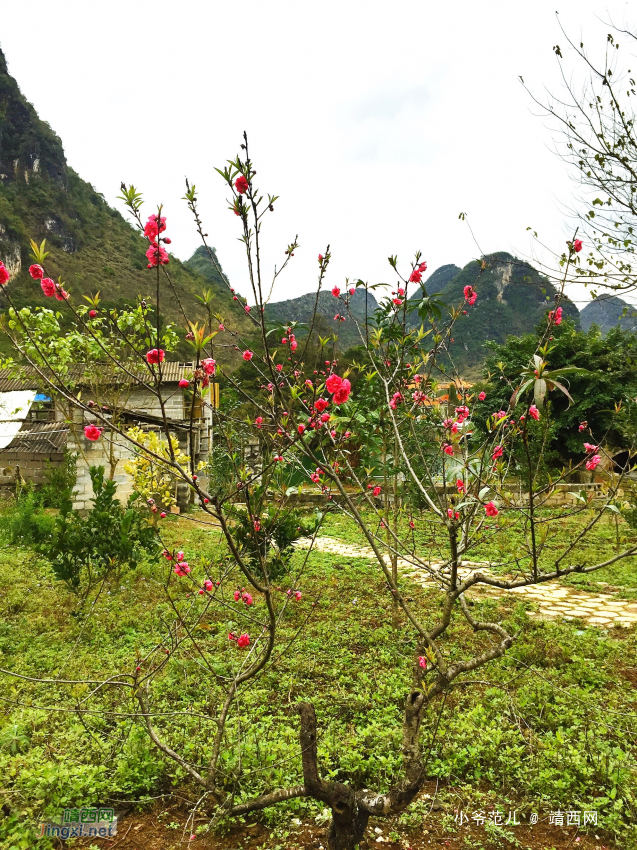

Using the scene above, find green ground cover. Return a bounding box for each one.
[0,507,636,848]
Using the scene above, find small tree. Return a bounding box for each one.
[2,141,636,849]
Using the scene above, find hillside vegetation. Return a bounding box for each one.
[0,48,251,362]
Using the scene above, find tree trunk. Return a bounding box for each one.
[299,703,369,850]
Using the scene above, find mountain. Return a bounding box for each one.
[264,287,379,351]
[0,46,249,361]
[410,263,461,300]
[425,253,580,373]
[580,294,637,334]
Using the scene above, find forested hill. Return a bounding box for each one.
[580,294,637,334]
[420,253,580,373]
[0,46,249,361]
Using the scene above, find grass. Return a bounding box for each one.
[0,506,636,848]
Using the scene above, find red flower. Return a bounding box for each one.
[548,306,563,325]
[89,309,97,319]
[443,444,454,456]
[586,454,601,471]
[492,445,503,460]
[290,340,298,352]
[203,579,213,592]
[235,175,249,194]
[84,425,102,441]
[418,261,428,272]
[54,286,69,301]
[463,285,477,306]
[331,286,341,298]
[179,379,189,388]
[392,298,403,306]
[242,350,253,361]
[174,562,191,576]
[573,239,583,253]
[584,442,598,453]
[0,263,9,286]
[485,501,499,517]
[409,269,422,284]
[529,405,540,421]
[418,656,427,669]
[40,277,55,298]
[373,485,381,497]
[456,479,465,493]
[202,358,216,375]
[325,374,343,394]
[314,398,329,412]
[29,264,44,280]
[146,348,165,365]
[333,378,351,405]
[478,391,486,401]
[236,633,250,648]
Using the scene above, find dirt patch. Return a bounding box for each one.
[72,802,616,850]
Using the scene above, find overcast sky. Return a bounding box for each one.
[1,0,634,306]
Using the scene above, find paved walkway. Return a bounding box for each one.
[296,537,637,628]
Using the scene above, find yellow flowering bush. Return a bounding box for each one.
[124,428,190,508]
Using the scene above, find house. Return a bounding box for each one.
[0,363,217,510]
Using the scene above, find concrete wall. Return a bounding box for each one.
[67,428,136,511]
[0,451,64,488]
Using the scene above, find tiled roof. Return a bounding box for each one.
[0,421,68,454]
[0,362,194,392]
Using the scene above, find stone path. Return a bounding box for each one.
[295,536,637,628]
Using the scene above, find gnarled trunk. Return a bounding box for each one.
[299,703,369,850]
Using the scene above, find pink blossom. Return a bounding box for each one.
[234,590,241,601]
[548,306,563,325]
[174,562,191,576]
[89,310,97,318]
[54,287,69,301]
[176,551,185,561]
[409,520,415,529]
[0,263,9,286]
[203,579,213,592]
[29,264,44,279]
[578,422,588,432]
[244,304,251,313]
[295,591,302,601]
[255,416,263,427]
[218,323,225,330]
[456,479,465,493]
[318,254,324,261]
[333,379,351,405]
[494,410,507,421]
[146,348,165,365]
[392,298,403,306]
[234,175,249,194]
[584,443,599,453]
[298,424,306,435]
[325,374,342,394]
[586,454,601,471]
[443,444,454,456]
[463,285,477,305]
[349,287,355,295]
[290,340,298,352]
[455,405,470,423]
[236,633,250,648]
[485,501,499,517]
[418,656,427,669]
[478,391,486,401]
[321,412,330,422]
[573,239,583,253]
[41,278,56,297]
[409,269,422,284]
[179,379,189,388]
[492,445,503,460]
[529,405,540,421]
[315,398,329,412]
[84,425,102,441]
[202,358,216,375]
[373,485,382,497]
[242,350,253,361]
[331,286,341,298]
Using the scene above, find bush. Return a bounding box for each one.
[42,466,159,593]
